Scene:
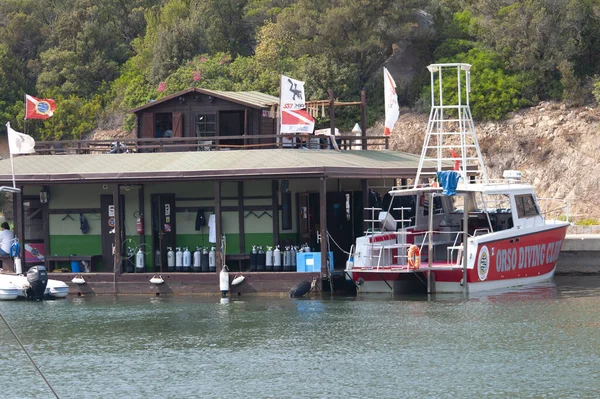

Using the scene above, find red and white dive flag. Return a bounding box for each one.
[6,122,36,155]
[383,67,399,136]
[280,75,314,134]
[25,94,56,120]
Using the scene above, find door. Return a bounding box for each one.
[298,192,320,251]
[101,194,125,272]
[326,192,355,269]
[151,194,176,272]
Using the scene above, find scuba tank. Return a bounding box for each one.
[126,247,135,273]
[167,247,175,272]
[283,246,291,272]
[265,246,274,272]
[155,248,161,272]
[136,247,145,273]
[201,247,209,273]
[257,246,266,272]
[175,247,183,272]
[273,245,282,272]
[291,246,297,271]
[209,247,216,272]
[182,247,192,272]
[250,245,257,272]
[193,246,201,272]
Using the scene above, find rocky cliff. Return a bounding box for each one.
[374,102,600,221]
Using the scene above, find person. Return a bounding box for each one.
[0,222,15,256]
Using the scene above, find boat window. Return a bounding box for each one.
[515,194,540,218]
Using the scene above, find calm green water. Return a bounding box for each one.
[1,276,599,399]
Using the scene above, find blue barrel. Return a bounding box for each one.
[71,261,81,273]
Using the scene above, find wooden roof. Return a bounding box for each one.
[0,149,431,185]
[130,88,280,113]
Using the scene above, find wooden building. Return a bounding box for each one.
[0,88,430,296]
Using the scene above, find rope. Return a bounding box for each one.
[326,232,352,256]
[0,312,60,398]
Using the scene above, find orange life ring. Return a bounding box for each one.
[407,245,421,269]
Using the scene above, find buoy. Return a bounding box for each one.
[150,275,164,285]
[71,275,86,285]
[289,280,312,298]
[219,265,229,297]
[231,275,245,286]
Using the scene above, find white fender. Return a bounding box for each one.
[14,257,22,275]
[231,275,245,286]
[71,275,86,285]
[150,275,164,285]
[219,267,229,293]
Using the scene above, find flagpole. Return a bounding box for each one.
[24,93,27,134]
[9,153,16,188]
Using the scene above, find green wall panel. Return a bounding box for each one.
[49,235,102,257]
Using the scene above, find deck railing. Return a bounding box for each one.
[33,134,390,155]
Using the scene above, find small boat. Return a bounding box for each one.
[346,63,570,294]
[0,266,69,300]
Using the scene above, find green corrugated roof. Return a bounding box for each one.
[0,149,427,184]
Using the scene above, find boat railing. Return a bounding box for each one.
[538,197,570,223]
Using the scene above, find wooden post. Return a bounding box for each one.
[113,185,121,276]
[14,188,24,261]
[319,177,328,280]
[360,89,367,150]
[329,89,335,136]
[214,181,222,271]
[138,184,145,252]
[463,193,469,297]
[361,179,368,233]
[238,181,245,254]
[272,180,280,246]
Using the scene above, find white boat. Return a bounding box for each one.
[0,269,69,300]
[346,63,570,294]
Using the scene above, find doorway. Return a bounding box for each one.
[101,194,125,272]
[219,110,244,146]
[151,194,176,272]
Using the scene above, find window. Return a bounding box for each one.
[515,194,540,218]
[195,113,216,137]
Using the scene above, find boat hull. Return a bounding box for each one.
[349,224,569,294]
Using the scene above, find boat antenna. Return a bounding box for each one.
[0,311,60,398]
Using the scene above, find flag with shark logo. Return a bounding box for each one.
[280,75,314,134]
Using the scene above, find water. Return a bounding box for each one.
[1,276,599,399]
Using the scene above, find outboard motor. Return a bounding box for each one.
[257,246,266,272]
[26,266,48,300]
[266,246,274,272]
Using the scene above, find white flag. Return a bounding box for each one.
[280,75,306,110]
[6,122,36,155]
[383,67,400,137]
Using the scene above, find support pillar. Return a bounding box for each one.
[319,177,328,276]
[214,181,222,271]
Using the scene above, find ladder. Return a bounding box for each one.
[414,63,488,187]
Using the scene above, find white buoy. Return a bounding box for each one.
[219,265,229,297]
[150,275,164,285]
[14,256,22,274]
[71,275,86,285]
[231,275,245,286]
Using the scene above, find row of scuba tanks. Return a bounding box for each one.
[126,246,216,273]
[250,244,312,272]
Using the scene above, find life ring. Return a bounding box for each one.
[407,245,421,269]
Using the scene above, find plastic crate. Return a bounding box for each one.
[296,252,334,272]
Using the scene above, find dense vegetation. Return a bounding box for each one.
[1,0,599,140]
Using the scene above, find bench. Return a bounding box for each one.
[45,255,103,272]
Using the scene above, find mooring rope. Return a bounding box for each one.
[0,311,60,398]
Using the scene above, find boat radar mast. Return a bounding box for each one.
[413,63,488,187]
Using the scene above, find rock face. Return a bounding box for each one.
[371,102,600,221]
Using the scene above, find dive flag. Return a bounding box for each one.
[25,94,56,120]
[280,75,306,110]
[6,122,36,155]
[383,67,399,137]
[280,109,315,134]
